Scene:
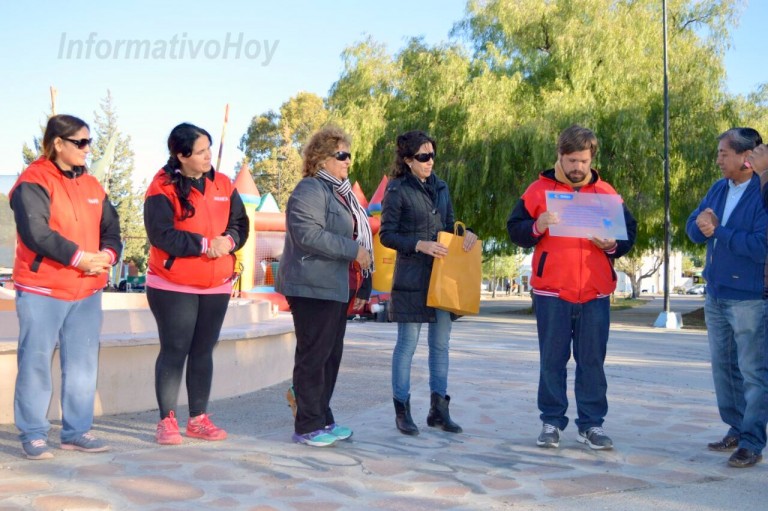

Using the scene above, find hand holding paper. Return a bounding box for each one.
[535,211,560,233]
[589,236,617,251]
[544,191,628,240]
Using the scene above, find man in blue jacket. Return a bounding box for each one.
[686,127,768,468]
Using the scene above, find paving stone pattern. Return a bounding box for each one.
[0,297,765,510]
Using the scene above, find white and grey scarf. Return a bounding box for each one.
[316,169,374,277]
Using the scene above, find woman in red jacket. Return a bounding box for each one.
[144,123,249,445]
[10,114,122,460]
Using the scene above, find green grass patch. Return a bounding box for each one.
[610,298,643,311]
[503,296,645,316]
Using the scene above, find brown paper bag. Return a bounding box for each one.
[426,222,482,315]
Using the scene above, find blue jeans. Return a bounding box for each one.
[392,308,452,402]
[705,295,768,453]
[14,291,103,444]
[534,294,610,431]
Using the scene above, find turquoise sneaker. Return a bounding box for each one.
[292,429,338,447]
[324,423,353,440]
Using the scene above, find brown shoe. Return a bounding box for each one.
[728,447,763,468]
[707,435,738,451]
[286,386,297,418]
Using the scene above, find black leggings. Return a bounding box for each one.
[287,295,349,434]
[147,287,230,419]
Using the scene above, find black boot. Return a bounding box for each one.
[426,392,462,433]
[393,397,419,435]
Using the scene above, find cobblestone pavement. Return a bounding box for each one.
[1,296,765,510]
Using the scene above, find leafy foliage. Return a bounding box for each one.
[239,92,330,209]
[482,253,525,294]
[240,0,765,260]
[17,93,147,272]
[91,91,147,271]
[614,251,664,298]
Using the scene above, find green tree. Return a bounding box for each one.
[329,38,477,204]
[482,252,524,297]
[326,0,763,257]
[241,0,764,266]
[239,92,329,209]
[327,37,400,186]
[450,0,749,251]
[21,139,41,167]
[91,91,147,272]
[614,252,664,298]
[21,118,48,168]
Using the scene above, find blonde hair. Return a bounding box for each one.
[302,125,351,177]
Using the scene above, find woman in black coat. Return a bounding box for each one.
[379,130,478,436]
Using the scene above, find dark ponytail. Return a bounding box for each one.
[391,130,437,177]
[164,123,213,220]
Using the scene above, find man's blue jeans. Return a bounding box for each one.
[392,309,452,402]
[14,290,103,444]
[705,295,768,453]
[534,294,610,432]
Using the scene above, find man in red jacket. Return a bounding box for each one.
[507,125,637,451]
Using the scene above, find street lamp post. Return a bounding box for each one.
[653,0,681,329]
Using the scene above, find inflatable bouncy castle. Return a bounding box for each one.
[368,176,396,294]
[233,163,289,310]
[233,162,260,292]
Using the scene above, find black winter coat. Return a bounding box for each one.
[379,172,455,322]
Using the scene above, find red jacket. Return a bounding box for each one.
[507,169,637,304]
[10,157,122,301]
[144,167,249,289]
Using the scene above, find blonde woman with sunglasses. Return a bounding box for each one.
[276,125,373,447]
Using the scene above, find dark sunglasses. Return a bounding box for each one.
[63,137,93,149]
[413,152,435,163]
[333,151,351,161]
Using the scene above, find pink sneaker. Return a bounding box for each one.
[186,413,227,441]
[156,411,183,445]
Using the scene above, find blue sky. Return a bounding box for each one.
[0,0,765,185]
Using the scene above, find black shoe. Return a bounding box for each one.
[536,423,561,448]
[426,393,462,433]
[578,427,614,450]
[393,397,419,436]
[728,447,763,468]
[707,435,739,451]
